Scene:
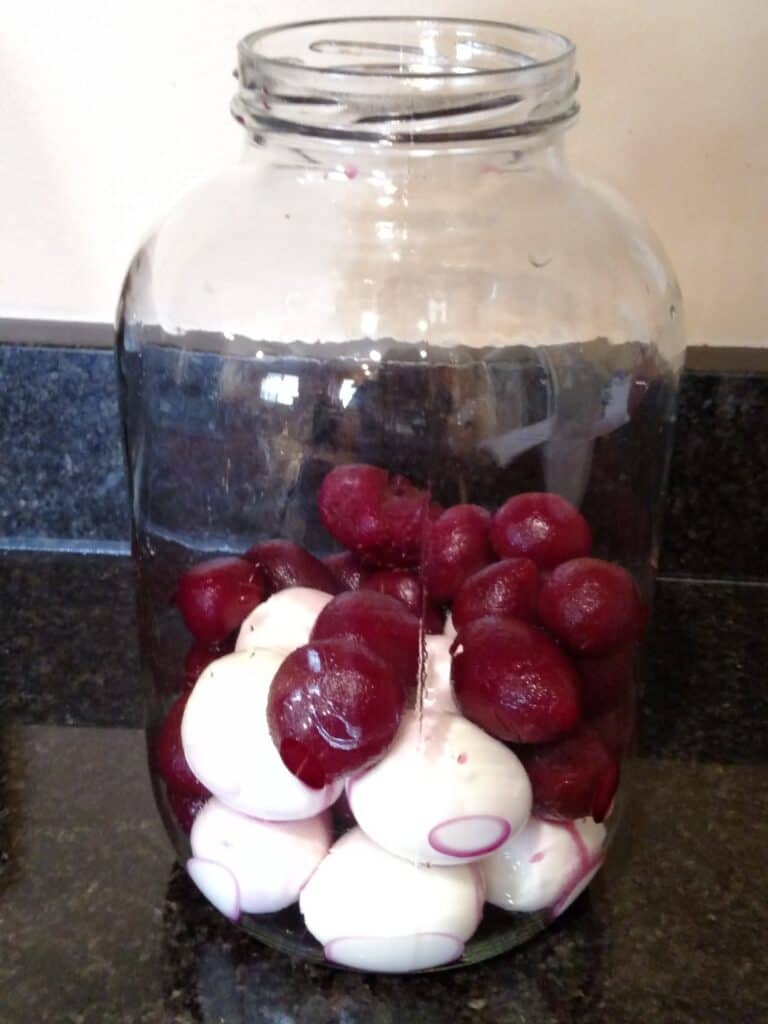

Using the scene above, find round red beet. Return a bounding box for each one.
[590,701,637,761]
[490,492,591,568]
[538,557,645,657]
[311,590,421,686]
[451,558,539,630]
[267,639,405,787]
[154,693,209,798]
[184,639,234,689]
[166,789,208,834]
[575,646,636,716]
[451,617,582,744]
[317,464,429,568]
[422,504,494,602]
[322,552,370,591]
[517,725,619,822]
[244,539,340,595]
[361,569,444,634]
[176,557,264,643]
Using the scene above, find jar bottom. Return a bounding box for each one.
[234,902,551,973]
[157,777,621,974]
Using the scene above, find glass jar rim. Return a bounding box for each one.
[239,16,575,82]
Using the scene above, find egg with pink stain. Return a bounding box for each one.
[300,827,482,972]
[189,797,331,915]
[481,816,606,915]
[347,711,531,866]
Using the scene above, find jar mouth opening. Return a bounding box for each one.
[240,16,575,82]
[235,17,578,146]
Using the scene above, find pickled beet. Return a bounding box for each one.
[516,726,619,822]
[575,646,636,716]
[184,639,233,688]
[590,701,637,761]
[490,492,591,568]
[361,569,444,634]
[317,464,429,568]
[451,558,539,630]
[311,590,420,686]
[177,557,264,643]
[154,693,209,798]
[423,504,494,602]
[323,552,370,591]
[538,557,645,656]
[451,617,581,744]
[244,539,340,595]
[267,639,405,787]
[166,789,208,834]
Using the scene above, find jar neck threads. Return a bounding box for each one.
[232,17,578,150]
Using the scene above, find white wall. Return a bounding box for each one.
[1,0,766,344]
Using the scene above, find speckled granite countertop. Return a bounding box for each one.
[1,551,767,1023]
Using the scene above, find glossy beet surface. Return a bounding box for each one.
[517,726,620,822]
[361,569,444,634]
[317,464,429,568]
[538,558,645,656]
[575,646,636,716]
[423,504,494,602]
[490,493,591,569]
[451,558,539,630]
[311,590,421,687]
[176,557,264,644]
[451,617,582,744]
[155,693,209,799]
[322,552,370,591]
[267,639,405,788]
[245,540,340,595]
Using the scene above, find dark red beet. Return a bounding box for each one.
[361,569,444,634]
[154,693,209,798]
[310,590,421,686]
[184,639,234,689]
[490,492,591,568]
[166,789,208,834]
[451,617,582,744]
[323,552,370,591]
[176,557,264,643]
[267,639,405,787]
[423,504,494,602]
[317,464,429,568]
[538,557,645,657]
[451,558,539,630]
[517,726,620,822]
[575,646,636,716]
[244,539,340,595]
[590,700,637,761]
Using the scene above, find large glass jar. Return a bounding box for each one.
[117,17,683,973]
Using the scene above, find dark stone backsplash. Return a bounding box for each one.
[1,342,766,580]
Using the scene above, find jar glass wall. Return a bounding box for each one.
[117,17,683,973]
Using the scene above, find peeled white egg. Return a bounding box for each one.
[347,711,532,866]
[421,634,458,714]
[190,797,331,914]
[482,816,607,916]
[235,587,332,654]
[443,612,457,640]
[187,858,240,921]
[182,649,343,820]
[300,827,483,972]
